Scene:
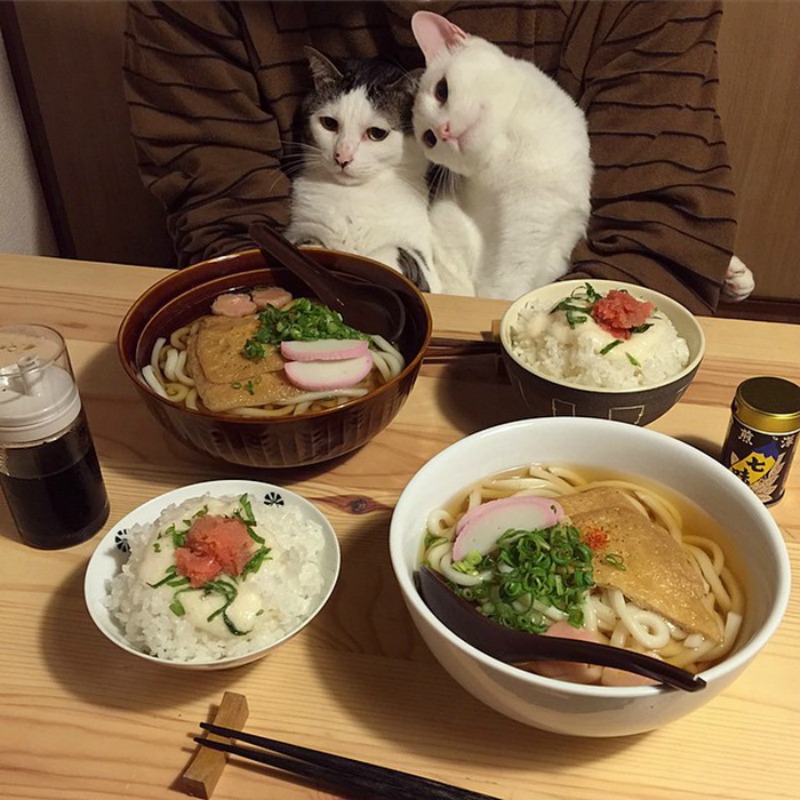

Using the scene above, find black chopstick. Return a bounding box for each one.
[195,722,503,800]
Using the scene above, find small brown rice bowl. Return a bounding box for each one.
[499,280,705,426]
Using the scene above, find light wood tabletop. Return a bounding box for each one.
[1,253,798,800]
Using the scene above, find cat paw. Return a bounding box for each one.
[722,255,755,302]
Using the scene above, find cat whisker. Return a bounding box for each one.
[426,164,457,200]
[265,171,290,195]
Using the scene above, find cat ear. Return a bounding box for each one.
[411,11,468,64]
[303,46,343,90]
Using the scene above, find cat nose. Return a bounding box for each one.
[437,123,454,141]
[334,145,354,168]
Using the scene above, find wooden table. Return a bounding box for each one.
[1,254,798,800]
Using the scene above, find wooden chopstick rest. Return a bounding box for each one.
[181,691,249,798]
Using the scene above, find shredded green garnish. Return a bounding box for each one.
[551,284,656,356]
[450,523,595,633]
[243,297,367,360]
[150,497,272,632]
[234,493,265,544]
[550,283,602,329]
[169,597,186,616]
[599,340,623,355]
[241,547,270,579]
[202,578,248,635]
[147,564,190,589]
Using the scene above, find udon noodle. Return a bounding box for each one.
[422,464,744,684]
[140,293,405,417]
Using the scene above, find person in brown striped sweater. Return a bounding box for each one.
[122,0,753,314]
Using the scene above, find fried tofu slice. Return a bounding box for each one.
[569,504,723,643]
[186,315,304,412]
[193,315,284,383]
[558,487,639,517]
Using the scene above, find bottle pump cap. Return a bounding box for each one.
[0,325,82,445]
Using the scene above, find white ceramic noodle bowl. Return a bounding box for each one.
[389,418,790,737]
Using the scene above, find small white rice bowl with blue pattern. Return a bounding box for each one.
[84,480,340,670]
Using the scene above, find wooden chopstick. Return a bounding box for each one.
[424,337,501,364]
[195,722,503,800]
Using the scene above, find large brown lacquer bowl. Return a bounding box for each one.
[117,248,432,468]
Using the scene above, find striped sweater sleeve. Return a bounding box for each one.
[122,1,737,313]
[123,1,290,267]
[559,0,736,314]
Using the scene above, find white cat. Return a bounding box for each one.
[411,11,593,300]
[286,47,441,293]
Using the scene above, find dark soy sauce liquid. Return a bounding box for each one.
[0,410,109,549]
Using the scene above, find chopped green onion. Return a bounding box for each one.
[243,297,367,360]
[603,552,627,570]
[450,522,595,634]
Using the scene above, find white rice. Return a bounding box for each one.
[106,493,327,663]
[509,297,690,390]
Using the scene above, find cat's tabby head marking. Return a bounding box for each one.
[299,47,421,185]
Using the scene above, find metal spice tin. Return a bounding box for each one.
[721,376,800,505]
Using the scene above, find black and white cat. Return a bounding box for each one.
[286,47,440,293]
[411,11,593,299]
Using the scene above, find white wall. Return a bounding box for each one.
[0,30,56,257]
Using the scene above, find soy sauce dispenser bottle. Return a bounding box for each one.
[0,324,109,548]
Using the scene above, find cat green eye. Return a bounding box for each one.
[434,78,449,103]
[366,127,389,142]
[320,116,338,132]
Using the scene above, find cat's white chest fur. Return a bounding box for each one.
[289,167,432,270]
[287,54,441,294]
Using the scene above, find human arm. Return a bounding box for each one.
[123,1,290,267]
[559,1,737,314]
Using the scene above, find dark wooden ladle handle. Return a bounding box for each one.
[248,222,406,341]
[415,567,706,692]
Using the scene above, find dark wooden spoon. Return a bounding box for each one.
[415,566,706,692]
[248,222,406,341]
